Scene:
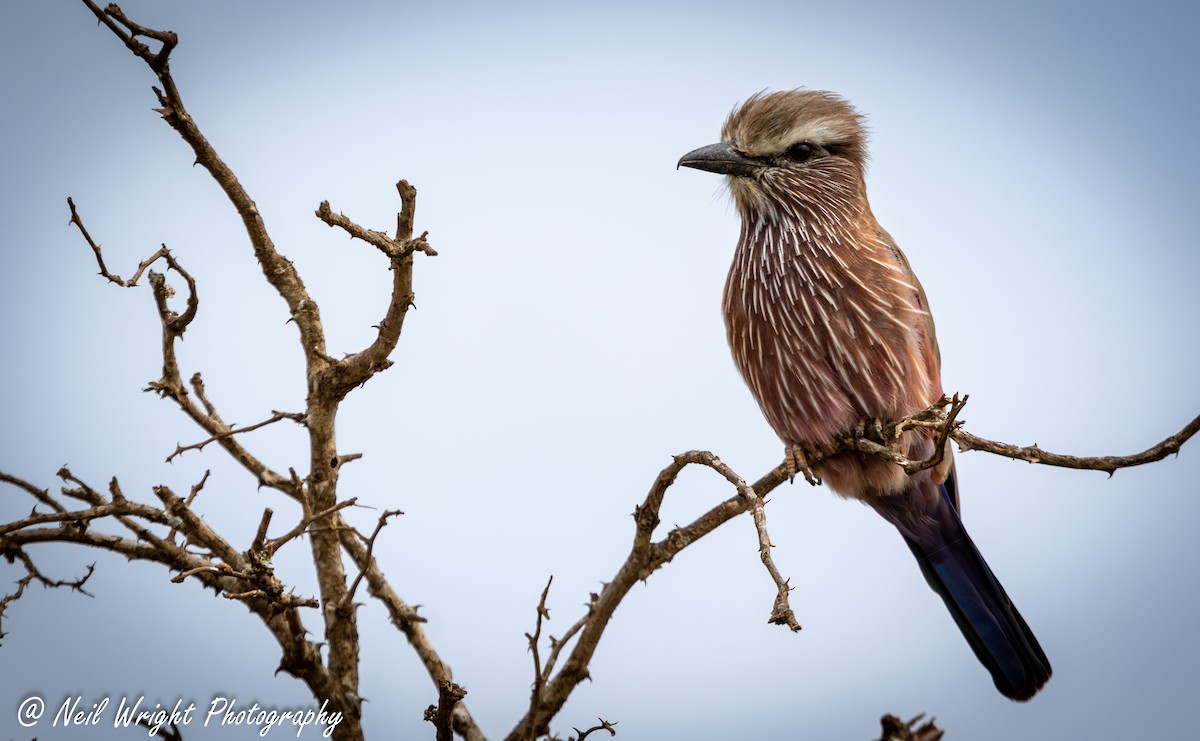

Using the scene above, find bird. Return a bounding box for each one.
[677,90,1051,701]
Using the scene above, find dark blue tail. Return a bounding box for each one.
[871,473,1051,701]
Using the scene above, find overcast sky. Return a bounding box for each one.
[2,1,1199,740]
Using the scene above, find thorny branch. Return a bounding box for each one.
[571,719,618,741]
[0,549,95,642]
[335,515,486,741]
[0,466,329,683]
[525,576,555,728]
[68,196,167,287]
[425,681,469,741]
[342,508,403,607]
[951,412,1200,474]
[67,198,292,495]
[503,394,1198,740]
[30,3,436,740]
[167,411,307,463]
[267,498,360,558]
[313,180,435,396]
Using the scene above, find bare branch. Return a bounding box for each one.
[312,182,435,398]
[168,469,210,543]
[504,453,790,741]
[525,576,554,725]
[502,397,1199,738]
[542,598,594,683]
[68,197,293,496]
[189,372,221,419]
[951,412,1200,475]
[424,680,468,741]
[1,470,67,514]
[0,549,96,641]
[67,197,168,286]
[341,509,402,607]
[336,517,486,741]
[0,501,175,536]
[878,713,944,741]
[166,410,306,463]
[81,0,331,367]
[252,509,274,553]
[225,588,318,610]
[269,499,360,558]
[80,0,177,72]
[2,463,337,722]
[316,199,437,261]
[67,12,452,737]
[743,482,801,632]
[572,718,618,740]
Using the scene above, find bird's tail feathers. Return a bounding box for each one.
[873,480,1052,701]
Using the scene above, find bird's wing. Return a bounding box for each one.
[876,227,959,509]
[876,226,940,372]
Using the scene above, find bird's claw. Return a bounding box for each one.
[853,415,887,446]
[785,443,821,486]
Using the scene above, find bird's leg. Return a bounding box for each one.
[785,442,821,486]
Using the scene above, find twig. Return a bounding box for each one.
[69,196,292,497]
[1,463,336,709]
[67,196,169,286]
[252,509,274,553]
[189,373,221,420]
[166,411,306,462]
[1,471,66,514]
[224,589,318,609]
[504,454,791,741]
[951,412,1200,475]
[79,1,332,366]
[878,713,944,741]
[0,502,175,536]
[895,393,968,474]
[316,200,437,261]
[336,517,487,741]
[524,576,554,735]
[542,598,595,682]
[424,680,468,741]
[688,452,800,630]
[81,1,177,72]
[270,499,360,558]
[341,509,402,607]
[166,470,211,543]
[573,718,618,740]
[0,547,96,641]
[311,182,436,399]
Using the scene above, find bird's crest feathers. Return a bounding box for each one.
[722,89,867,163]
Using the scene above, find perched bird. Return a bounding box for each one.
[678,90,1051,700]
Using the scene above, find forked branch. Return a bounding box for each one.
[505,395,1197,739]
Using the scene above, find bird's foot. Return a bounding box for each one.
[785,442,821,486]
[853,415,887,447]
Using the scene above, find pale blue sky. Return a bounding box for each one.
[2,1,1198,739]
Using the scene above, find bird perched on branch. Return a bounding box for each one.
[678,90,1051,700]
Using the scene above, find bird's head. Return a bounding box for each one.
[678,90,868,219]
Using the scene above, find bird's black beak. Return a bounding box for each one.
[677,140,763,178]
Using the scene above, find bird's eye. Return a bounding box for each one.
[785,142,815,163]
